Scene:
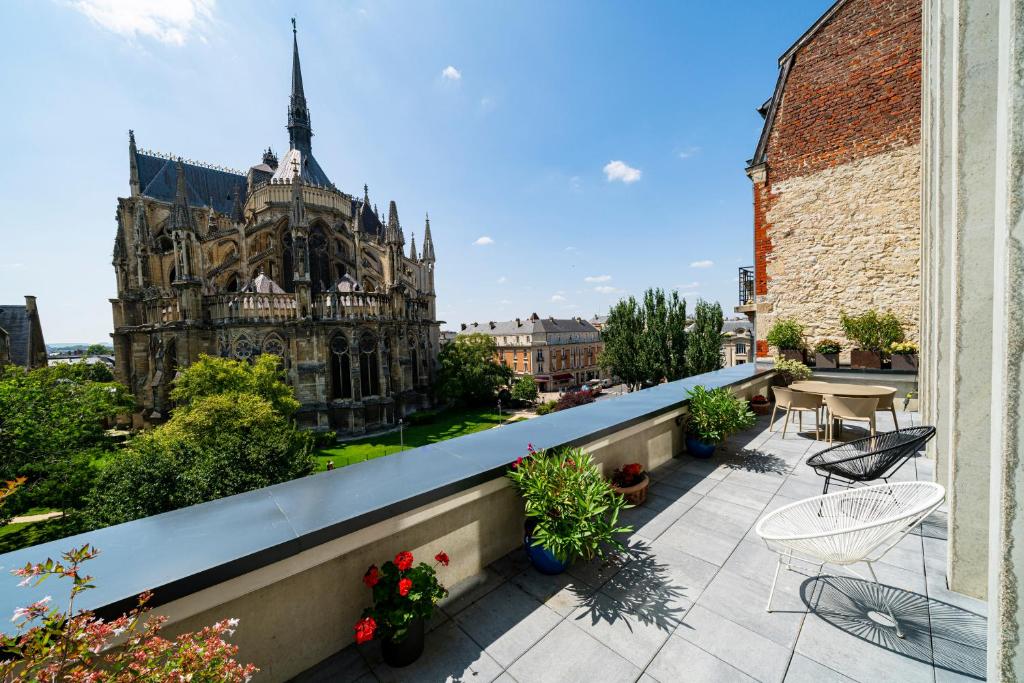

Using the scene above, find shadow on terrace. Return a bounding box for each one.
[299,409,987,683]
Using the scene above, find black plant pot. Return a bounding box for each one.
[381,616,425,668]
[779,349,805,363]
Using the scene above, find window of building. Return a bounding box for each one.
[330,334,352,399]
[359,331,380,397]
[736,343,747,354]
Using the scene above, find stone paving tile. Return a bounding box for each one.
[646,634,757,682]
[654,519,741,566]
[368,620,504,683]
[655,469,720,495]
[603,541,718,609]
[453,582,562,668]
[569,590,680,668]
[705,478,777,510]
[682,494,763,534]
[675,604,793,682]
[509,564,596,617]
[291,643,372,683]
[783,654,858,682]
[506,620,641,683]
[695,567,808,649]
[439,567,505,616]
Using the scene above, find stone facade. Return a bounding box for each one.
[110,25,440,433]
[745,0,922,358]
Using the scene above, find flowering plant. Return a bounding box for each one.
[611,463,646,488]
[890,341,919,354]
[0,545,256,681]
[814,339,842,355]
[355,550,449,645]
[750,394,770,405]
[507,444,633,563]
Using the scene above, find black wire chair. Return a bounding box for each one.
[805,426,936,494]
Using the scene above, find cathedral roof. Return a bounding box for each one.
[136,151,246,215]
[240,272,287,294]
[270,148,333,187]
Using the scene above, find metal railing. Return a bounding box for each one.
[738,266,755,306]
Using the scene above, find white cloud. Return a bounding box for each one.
[678,146,701,159]
[68,0,215,46]
[551,294,566,302]
[479,96,495,111]
[441,65,462,81]
[690,260,714,268]
[677,281,700,290]
[584,275,612,283]
[569,176,582,190]
[496,276,507,284]
[594,286,618,294]
[603,160,642,184]
[473,236,494,246]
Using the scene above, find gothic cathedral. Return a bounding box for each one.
[110,22,439,433]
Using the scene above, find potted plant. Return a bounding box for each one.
[766,318,806,363]
[684,386,756,458]
[840,309,905,369]
[890,341,919,371]
[354,550,450,667]
[814,339,842,369]
[610,463,649,505]
[750,394,771,415]
[773,357,812,386]
[506,444,633,574]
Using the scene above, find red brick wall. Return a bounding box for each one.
[767,0,921,183]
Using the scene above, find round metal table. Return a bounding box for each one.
[789,381,897,399]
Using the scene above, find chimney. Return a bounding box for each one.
[489,321,496,329]
[460,323,467,331]
[516,318,521,327]
[24,295,37,314]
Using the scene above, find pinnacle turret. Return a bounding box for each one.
[287,18,312,154]
[168,159,194,232]
[421,212,436,263]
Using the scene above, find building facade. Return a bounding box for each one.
[0,296,47,370]
[110,24,440,432]
[742,0,922,359]
[459,314,603,391]
[720,319,754,367]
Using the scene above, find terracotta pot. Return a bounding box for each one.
[381,616,425,668]
[850,349,882,369]
[891,352,918,371]
[779,349,805,364]
[751,401,771,415]
[612,474,649,505]
[815,352,839,369]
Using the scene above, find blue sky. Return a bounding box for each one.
[0,0,832,342]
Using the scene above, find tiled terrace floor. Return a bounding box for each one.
[299,412,987,682]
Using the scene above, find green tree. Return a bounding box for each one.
[600,288,689,389]
[686,299,725,375]
[85,343,114,356]
[0,364,133,515]
[88,393,314,526]
[435,333,513,406]
[510,374,539,404]
[170,354,299,416]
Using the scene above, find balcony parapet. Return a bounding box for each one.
[0,364,775,680]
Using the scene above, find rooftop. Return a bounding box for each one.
[298,410,986,683]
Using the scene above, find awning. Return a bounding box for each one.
[553,373,574,381]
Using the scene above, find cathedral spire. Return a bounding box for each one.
[168,159,193,231]
[422,212,436,263]
[409,233,418,260]
[128,129,140,196]
[287,18,312,153]
[231,184,244,223]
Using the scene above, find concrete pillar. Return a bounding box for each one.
[987,0,1024,677]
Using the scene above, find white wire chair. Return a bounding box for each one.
[755,481,945,638]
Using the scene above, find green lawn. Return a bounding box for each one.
[0,515,85,555]
[315,407,525,470]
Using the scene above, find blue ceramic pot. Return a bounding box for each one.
[686,434,719,459]
[524,532,573,573]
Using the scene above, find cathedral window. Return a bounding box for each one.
[263,336,285,357]
[409,336,419,386]
[359,331,380,397]
[329,334,352,399]
[233,336,254,360]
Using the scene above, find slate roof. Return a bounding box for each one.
[136,151,247,215]
[0,304,32,367]
[460,316,599,337]
[270,148,333,187]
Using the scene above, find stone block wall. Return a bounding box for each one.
[749,0,922,357]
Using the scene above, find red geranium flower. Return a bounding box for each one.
[512,457,524,470]
[395,551,414,571]
[435,551,450,566]
[363,565,380,588]
[623,463,642,478]
[398,577,413,597]
[354,616,377,644]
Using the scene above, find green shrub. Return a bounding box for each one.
[311,430,337,448]
[814,339,842,355]
[406,409,442,427]
[766,318,805,351]
[685,386,756,443]
[510,375,539,403]
[773,357,812,384]
[535,400,558,416]
[506,446,632,563]
[839,309,905,353]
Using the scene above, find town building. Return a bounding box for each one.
[741,0,922,359]
[720,318,754,367]
[110,23,440,432]
[0,296,47,370]
[459,314,603,391]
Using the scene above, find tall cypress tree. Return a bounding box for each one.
[686,299,725,375]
